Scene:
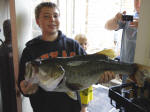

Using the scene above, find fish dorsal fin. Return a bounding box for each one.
[95,49,116,59]
[67,61,88,66]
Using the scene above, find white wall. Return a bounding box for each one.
[15,0,33,56]
[0,0,33,56]
[0,0,10,41]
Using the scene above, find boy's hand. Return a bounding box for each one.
[98,71,115,83]
[20,80,38,95]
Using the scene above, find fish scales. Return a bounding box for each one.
[25,53,150,92]
[61,60,137,91]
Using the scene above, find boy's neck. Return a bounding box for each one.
[42,32,58,42]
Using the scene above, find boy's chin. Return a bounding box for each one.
[48,30,58,35]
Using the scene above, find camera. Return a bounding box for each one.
[122,15,133,21]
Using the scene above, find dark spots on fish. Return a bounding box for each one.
[66,82,83,91]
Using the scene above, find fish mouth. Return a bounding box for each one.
[25,62,39,81]
[25,62,33,79]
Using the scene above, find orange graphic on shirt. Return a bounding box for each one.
[40,53,49,59]
[70,52,76,56]
[50,51,58,58]
[40,51,76,59]
[62,50,67,57]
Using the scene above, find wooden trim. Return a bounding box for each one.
[9,0,22,112]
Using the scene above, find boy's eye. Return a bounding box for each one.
[43,14,58,19]
[44,15,50,18]
[54,14,58,18]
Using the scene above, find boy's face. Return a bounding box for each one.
[78,39,87,51]
[36,7,60,34]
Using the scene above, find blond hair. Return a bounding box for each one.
[74,34,87,42]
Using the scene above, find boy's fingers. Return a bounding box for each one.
[20,80,28,89]
[99,74,104,83]
[109,71,115,79]
[20,80,38,94]
[104,71,115,82]
[99,71,115,83]
[103,72,108,82]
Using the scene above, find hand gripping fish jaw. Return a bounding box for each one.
[25,61,66,91]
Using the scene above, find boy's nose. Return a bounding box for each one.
[82,45,87,50]
[49,16,55,21]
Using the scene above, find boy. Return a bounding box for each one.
[18,2,85,112]
[75,34,88,51]
[18,2,115,112]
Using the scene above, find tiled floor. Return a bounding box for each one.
[87,84,119,112]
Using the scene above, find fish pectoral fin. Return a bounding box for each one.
[67,61,88,66]
[66,91,77,100]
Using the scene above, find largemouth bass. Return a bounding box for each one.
[25,52,150,93]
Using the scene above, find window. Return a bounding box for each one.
[31,0,134,54]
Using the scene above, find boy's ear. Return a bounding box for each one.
[36,19,40,26]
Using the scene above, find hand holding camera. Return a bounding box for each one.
[115,11,134,21]
[114,11,139,28]
[122,15,139,28]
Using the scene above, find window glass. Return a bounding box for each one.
[31,0,134,55]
